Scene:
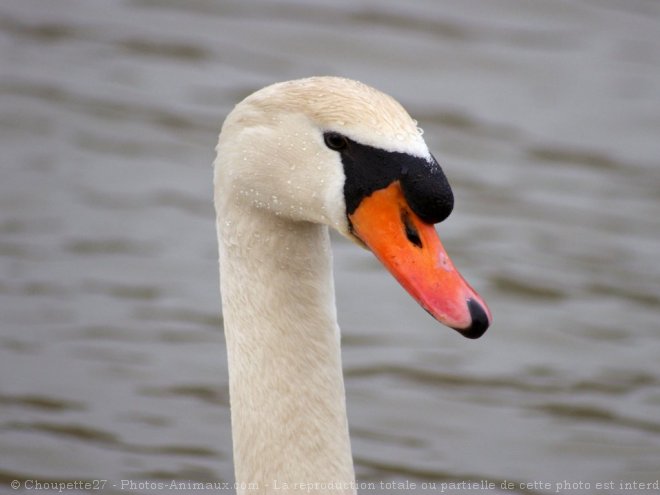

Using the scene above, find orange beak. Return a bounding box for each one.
[348,182,492,338]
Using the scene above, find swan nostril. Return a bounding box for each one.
[401,210,422,248]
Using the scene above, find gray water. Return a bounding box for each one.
[1,0,660,493]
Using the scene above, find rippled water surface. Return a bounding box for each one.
[2,0,660,493]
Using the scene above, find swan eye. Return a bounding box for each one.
[324,133,348,151]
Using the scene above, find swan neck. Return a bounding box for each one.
[217,207,356,493]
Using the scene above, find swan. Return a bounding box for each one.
[214,76,492,494]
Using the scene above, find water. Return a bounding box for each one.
[1,0,660,493]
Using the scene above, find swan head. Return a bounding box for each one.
[215,76,491,338]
